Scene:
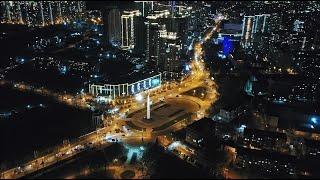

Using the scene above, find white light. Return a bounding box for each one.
[135,93,143,101]
[241,125,246,128]
[311,117,317,124]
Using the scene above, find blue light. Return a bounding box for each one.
[59,66,67,75]
[185,64,190,71]
[152,78,160,86]
[311,117,317,124]
[137,82,140,91]
[218,52,226,59]
[240,125,247,128]
[222,37,233,56]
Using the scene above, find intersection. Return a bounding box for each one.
[0,21,220,179]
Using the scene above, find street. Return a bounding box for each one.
[0,19,220,179]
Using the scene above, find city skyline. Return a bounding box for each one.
[0,1,320,179]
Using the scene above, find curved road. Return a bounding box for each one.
[0,20,220,179]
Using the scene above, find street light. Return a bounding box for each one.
[141,128,145,142]
[135,93,143,102]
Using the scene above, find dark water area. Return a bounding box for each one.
[0,85,93,164]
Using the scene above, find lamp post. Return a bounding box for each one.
[146,93,150,120]
[141,128,144,142]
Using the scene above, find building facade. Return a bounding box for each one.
[89,73,161,99]
[121,10,141,50]
[0,1,85,26]
[241,14,270,48]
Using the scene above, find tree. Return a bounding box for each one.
[140,143,161,176]
[102,143,127,163]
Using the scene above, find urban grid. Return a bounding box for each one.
[0,1,320,179]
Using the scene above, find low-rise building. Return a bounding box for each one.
[243,128,287,151]
[304,139,320,157]
[186,117,236,147]
[212,105,249,123]
[235,147,296,178]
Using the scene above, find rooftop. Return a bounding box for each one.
[237,146,297,163]
[244,128,287,140]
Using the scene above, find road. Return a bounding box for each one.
[0,18,220,179]
[0,79,92,110]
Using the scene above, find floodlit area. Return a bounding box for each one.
[124,145,145,164]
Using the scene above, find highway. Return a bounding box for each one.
[0,19,220,179]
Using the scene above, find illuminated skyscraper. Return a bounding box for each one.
[0,1,85,26]
[134,1,154,17]
[145,10,170,63]
[120,10,141,50]
[159,31,182,77]
[241,14,270,48]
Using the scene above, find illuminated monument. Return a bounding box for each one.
[147,93,151,119]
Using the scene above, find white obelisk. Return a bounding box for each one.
[147,93,150,120]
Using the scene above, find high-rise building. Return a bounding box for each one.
[158,30,183,79]
[163,37,182,73]
[241,15,255,48]
[145,21,162,64]
[108,9,121,46]
[102,7,121,47]
[145,10,169,63]
[253,14,270,34]
[165,16,188,51]
[120,10,141,50]
[241,14,270,48]
[0,1,86,26]
[134,1,154,17]
[134,16,147,54]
